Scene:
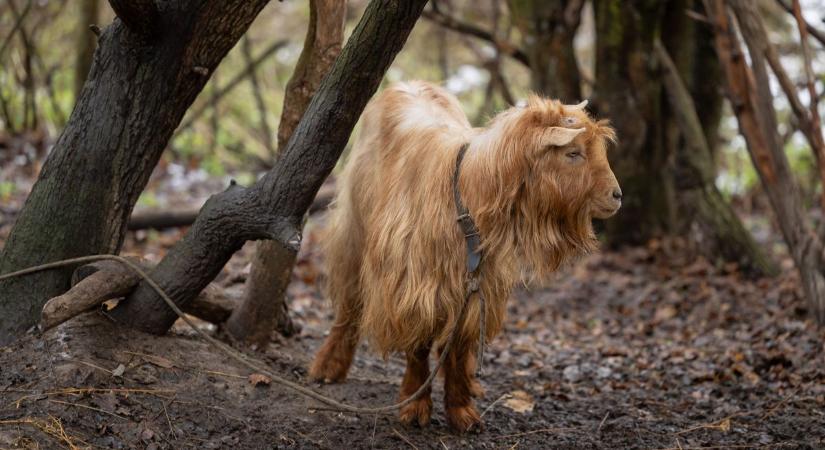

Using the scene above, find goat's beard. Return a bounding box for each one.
[510,200,598,282]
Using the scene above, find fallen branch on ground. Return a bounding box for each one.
[40,258,237,330]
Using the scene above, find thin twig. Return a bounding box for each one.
[422,4,529,67]
[791,0,825,169]
[775,0,825,47]
[479,392,510,418]
[392,428,419,450]
[597,411,610,432]
[175,39,288,136]
[71,359,114,375]
[0,0,32,60]
[242,35,277,160]
[0,415,81,449]
[49,399,129,421]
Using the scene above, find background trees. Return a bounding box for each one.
[0,0,271,344]
[1,0,824,339]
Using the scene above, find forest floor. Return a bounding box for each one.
[1,167,825,449]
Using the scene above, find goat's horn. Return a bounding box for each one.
[570,99,588,110]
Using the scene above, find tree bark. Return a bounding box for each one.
[590,0,772,277]
[594,0,672,244]
[75,0,99,98]
[508,0,584,102]
[654,40,775,276]
[0,0,270,345]
[107,0,429,334]
[707,0,825,321]
[227,0,346,344]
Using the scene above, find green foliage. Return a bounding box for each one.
[137,191,159,208]
[0,181,16,200]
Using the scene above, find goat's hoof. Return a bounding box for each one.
[308,359,348,384]
[446,405,482,433]
[399,396,433,427]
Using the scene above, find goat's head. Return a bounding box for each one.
[471,96,620,275]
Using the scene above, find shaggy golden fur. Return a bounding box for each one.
[310,81,620,431]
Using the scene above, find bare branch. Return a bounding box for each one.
[709,0,825,323]
[775,0,825,47]
[108,0,160,39]
[740,1,825,208]
[654,40,713,170]
[175,39,288,136]
[791,0,824,163]
[0,0,32,60]
[241,36,276,160]
[422,6,530,67]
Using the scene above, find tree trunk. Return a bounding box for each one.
[107,0,429,334]
[75,0,99,98]
[707,0,825,321]
[0,0,270,345]
[594,0,672,245]
[226,0,346,344]
[591,0,772,275]
[508,0,583,102]
[655,39,775,276]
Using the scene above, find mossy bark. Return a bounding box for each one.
[594,0,672,244]
[107,0,429,334]
[0,0,270,345]
[593,0,773,275]
[508,0,583,102]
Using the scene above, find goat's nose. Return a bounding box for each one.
[612,188,623,200]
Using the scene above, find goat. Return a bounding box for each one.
[310,81,621,432]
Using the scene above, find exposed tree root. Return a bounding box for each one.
[40,258,236,331]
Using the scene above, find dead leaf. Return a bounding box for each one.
[653,305,677,322]
[112,364,126,377]
[718,418,731,432]
[141,354,174,369]
[248,373,271,387]
[503,390,534,414]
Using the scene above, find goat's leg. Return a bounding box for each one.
[398,345,433,427]
[309,308,361,383]
[441,341,482,432]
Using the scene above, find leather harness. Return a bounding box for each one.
[452,142,486,376]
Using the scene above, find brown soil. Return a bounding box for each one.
[2,241,824,449]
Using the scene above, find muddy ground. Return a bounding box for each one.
[1,232,825,449]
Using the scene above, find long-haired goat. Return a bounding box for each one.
[310,81,621,432]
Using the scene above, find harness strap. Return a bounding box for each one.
[453,143,482,274]
[452,142,486,376]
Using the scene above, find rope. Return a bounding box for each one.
[0,254,477,414]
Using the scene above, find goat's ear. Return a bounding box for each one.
[544,126,586,147]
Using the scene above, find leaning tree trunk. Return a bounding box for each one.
[707,0,825,322]
[658,0,774,276]
[508,0,583,102]
[592,0,773,275]
[107,0,429,334]
[226,0,347,344]
[0,0,270,344]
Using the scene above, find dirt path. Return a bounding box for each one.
[1,242,824,449]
